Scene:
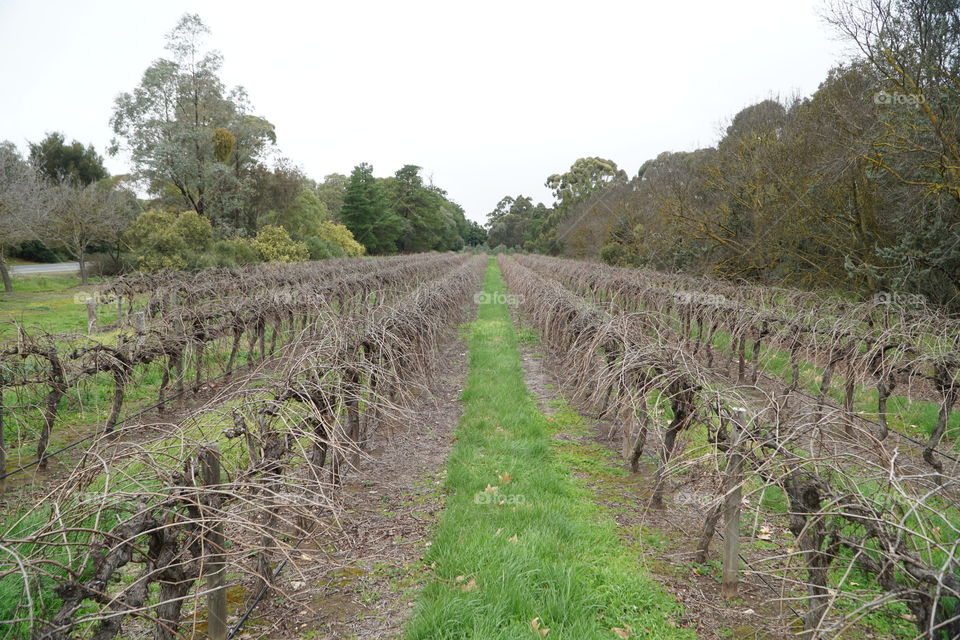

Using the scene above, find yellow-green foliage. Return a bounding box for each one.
[317,220,365,256]
[254,224,310,263]
[211,128,236,163]
[260,188,365,258]
[124,209,213,271]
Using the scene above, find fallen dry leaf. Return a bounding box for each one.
[460,578,478,592]
[612,625,632,638]
[484,484,499,494]
[530,617,550,636]
[499,471,513,484]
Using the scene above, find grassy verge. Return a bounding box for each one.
[403,258,693,640]
[0,274,117,337]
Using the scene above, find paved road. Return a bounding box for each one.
[9,262,80,275]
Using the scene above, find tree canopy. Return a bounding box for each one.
[340,163,481,255]
[110,14,276,231]
[29,132,108,185]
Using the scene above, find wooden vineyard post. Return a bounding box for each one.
[722,408,745,599]
[85,298,98,333]
[200,444,227,640]
[347,369,362,468]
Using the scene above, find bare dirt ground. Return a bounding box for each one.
[238,337,468,640]
[514,331,793,640]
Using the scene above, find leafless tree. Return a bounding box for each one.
[0,142,51,292]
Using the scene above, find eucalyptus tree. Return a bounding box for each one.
[316,173,349,220]
[537,157,627,254]
[110,14,276,230]
[486,195,548,250]
[828,0,960,304]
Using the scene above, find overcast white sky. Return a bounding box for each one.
[0,0,847,223]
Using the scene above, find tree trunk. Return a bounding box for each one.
[154,564,195,640]
[843,360,856,437]
[923,381,958,475]
[737,334,747,383]
[626,403,650,473]
[695,502,723,563]
[158,361,170,416]
[876,373,896,441]
[225,327,242,375]
[784,474,832,639]
[705,322,718,367]
[258,321,266,360]
[750,326,764,384]
[105,367,127,433]
[38,352,67,470]
[789,346,801,392]
[0,254,12,293]
[173,350,185,397]
[347,371,362,467]
[651,384,694,507]
[311,418,329,470]
[598,349,619,421]
[79,247,88,285]
[194,342,204,389]
[38,386,65,469]
[268,320,280,355]
[815,356,839,423]
[692,312,704,354]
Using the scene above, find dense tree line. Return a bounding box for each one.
[488,0,960,309]
[0,14,484,292]
[340,162,485,255]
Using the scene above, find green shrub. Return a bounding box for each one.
[124,210,213,271]
[314,220,364,257]
[11,240,67,263]
[304,236,347,260]
[600,242,629,266]
[254,225,309,263]
[211,237,259,268]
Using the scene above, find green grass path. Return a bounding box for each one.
[403,258,693,640]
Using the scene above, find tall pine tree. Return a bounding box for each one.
[340,163,403,254]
